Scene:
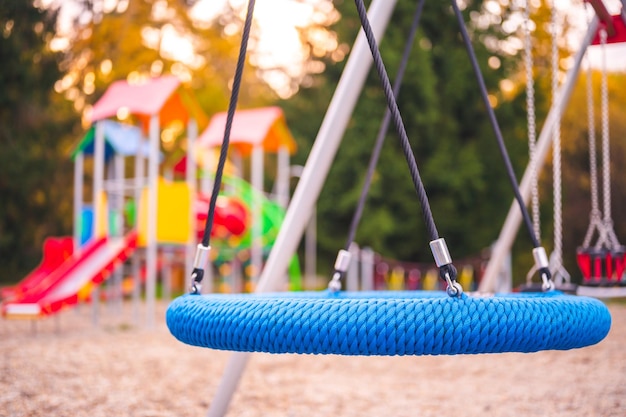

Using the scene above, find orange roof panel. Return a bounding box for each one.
[90,75,207,132]
[198,107,297,156]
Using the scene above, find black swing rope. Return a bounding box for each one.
[449,0,552,287]
[331,0,426,286]
[191,0,256,294]
[352,0,461,295]
[353,0,439,243]
[349,0,552,291]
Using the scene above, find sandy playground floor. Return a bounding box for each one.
[1,299,625,417]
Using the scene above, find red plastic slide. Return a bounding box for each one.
[0,237,74,301]
[1,231,137,318]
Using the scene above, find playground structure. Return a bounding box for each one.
[1,76,304,321]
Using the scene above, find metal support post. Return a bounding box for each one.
[205,0,398,415]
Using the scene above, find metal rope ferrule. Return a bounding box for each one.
[190,244,211,294]
[429,238,463,297]
[532,247,554,291]
[328,249,352,292]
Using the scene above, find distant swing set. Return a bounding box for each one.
[164,0,625,416]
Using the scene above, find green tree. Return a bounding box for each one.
[0,1,79,283]
[282,0,533,276]
[59,0,275,130]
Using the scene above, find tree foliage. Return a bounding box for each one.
[282,0,534,275]
[0,1,78,280]
[59,0,275,127]
[282,0,626,284]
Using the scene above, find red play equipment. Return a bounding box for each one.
[577,248,626,285]
[0,237,74,301]
[195,194,248,241]
[585,0,626,44]
[2,73,300,320]
[2,232,137,318]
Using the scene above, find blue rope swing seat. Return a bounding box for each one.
[166,290,611,356]
[166,0,612,359]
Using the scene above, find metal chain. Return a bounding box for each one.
[598,28,622,250]
[524,0,541,242]
[581,52,602,248]
[549,2,569,284]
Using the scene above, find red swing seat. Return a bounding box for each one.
[577,246,626,286]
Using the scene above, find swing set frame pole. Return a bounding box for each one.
[480,16,599,293]
[205,1,398,416]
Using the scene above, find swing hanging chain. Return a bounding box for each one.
[580,6,614,251]
[353,0,461,297]
[450,0,552,287]
[598,28,621,250]
[329,0,426,291]
[550,2,567,281]
[190,0,256,294]
[581,49,601,248]
[600,28,611,225]
[524,0,541,242]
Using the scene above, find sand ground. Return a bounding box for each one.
[1,299,625,417]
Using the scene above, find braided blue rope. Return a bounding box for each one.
[166,291,611,356]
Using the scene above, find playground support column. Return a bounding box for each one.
[347,243,360,291]
[232,149,243,177]
[112,153,125,313]
[113,153,125,237]
[162,247,173,302]
[251,144,264,284]
[206,0,397,415]
[290,164,317,289]
[92,121,105,326]
[201,151,212,194]
[276,145,290,208]
[305,206,317,290]
[186,118,197,286]
[93,121,105,239]
[132,142,145,325]
[146,114,160,328]
[479,16,599,293]
[361,247,375,291]
[73,152,84,252]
